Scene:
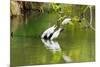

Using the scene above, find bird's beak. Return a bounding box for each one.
[69,22,73,25]
[69,19,73,25]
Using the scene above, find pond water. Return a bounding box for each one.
[11,12,95,66]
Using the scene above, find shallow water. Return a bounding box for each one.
[11,12,95,66]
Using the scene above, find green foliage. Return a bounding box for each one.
[51,3,61,12]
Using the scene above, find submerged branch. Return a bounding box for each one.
[82,5,95,31]
[89,6,93,25]
[90,25,95,31]
[89,5,95,31]
[83,6,89,13]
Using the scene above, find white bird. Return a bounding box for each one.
[41,18,72,40]
[61,18,72,25]
[41,25,57,39]
[50,28,63,40]
[41,26,64,40]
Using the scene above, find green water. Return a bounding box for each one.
[11,12,95,66]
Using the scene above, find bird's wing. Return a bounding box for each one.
[50,30,59,40]
[41,27,52,38]
[46,27,55,37]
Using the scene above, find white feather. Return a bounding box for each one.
[41,25,56,38]
[50,28,62,40]
[62,18,71,25]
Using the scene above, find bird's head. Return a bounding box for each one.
[61,18,73,25]
[67,19,73,25]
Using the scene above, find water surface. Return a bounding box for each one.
[11,12,95,66]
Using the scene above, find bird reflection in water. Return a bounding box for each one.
[41,39,61,53]
[41,39,72,62]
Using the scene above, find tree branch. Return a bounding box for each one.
[89,6,95,31]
